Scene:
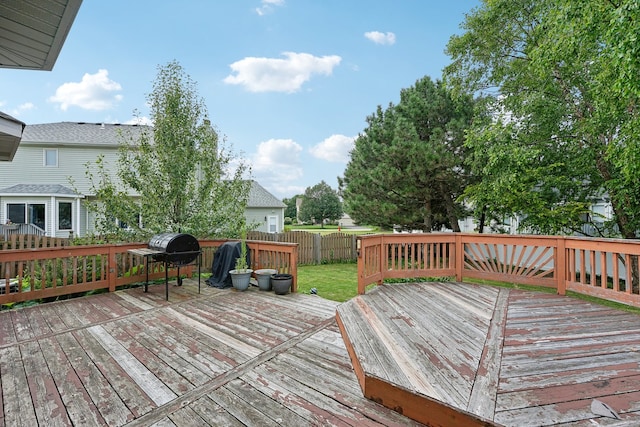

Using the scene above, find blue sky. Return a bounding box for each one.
[1,0,478,199]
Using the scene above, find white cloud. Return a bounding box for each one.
[224,52,341,93]
[255,0,284,16]
[251,138,304,196]
[49,69,123,111]
[10,102,35,117]
[309,134,355,163]
[124,116,153,126]
[364,31,396,45]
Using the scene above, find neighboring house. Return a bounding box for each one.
[245,181,286,233]
[0,122,147,237]
[0,122,285,237]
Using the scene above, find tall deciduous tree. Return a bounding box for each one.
[299,181,342,227]
[445,0,640,238]
[85,61,250,240]
[339,76,474,231]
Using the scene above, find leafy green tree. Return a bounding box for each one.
[339,76,474,231]
[299,181,342,227]
[445,0,640,238]
[84,61,251,240]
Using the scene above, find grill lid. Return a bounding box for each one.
[148,232,200,265]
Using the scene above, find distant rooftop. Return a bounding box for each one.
[248,181,285,208]
[0,183,81,196]
[21,122,151,146]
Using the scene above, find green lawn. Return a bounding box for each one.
[297,262,358,302]
[287,224,385,235]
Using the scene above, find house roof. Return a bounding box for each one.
[0,183,81,197]
[21,122,151,146]
[247,181,285,209]
[0,0,83,71]
[0,112,25,161]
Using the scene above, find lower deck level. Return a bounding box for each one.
[337,281,640,426]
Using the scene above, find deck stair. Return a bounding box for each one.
[336,281,640,426]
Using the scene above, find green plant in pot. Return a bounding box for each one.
[229,229,253,291]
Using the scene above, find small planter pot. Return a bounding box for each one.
[254,269,277,291]
[229,269,253,291]
[271,273,293,295]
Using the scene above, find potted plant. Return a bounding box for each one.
[271,272,293,295]
[229,229,253,291]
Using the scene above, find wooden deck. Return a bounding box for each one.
[0,280,423,426]
[336,281,640,426]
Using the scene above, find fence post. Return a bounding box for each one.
[313,233,322,264]
[556,237,566,295]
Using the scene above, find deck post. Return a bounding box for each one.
[455,234,463,282]
[290,244,298,293]
[556,236,566,295]
[108,245,117,292]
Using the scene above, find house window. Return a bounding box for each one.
[7,204,26,224]
[6,203,45,230]
[58,202,72,230]
[44,149,58,167]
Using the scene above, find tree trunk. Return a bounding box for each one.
[440,189,460,232]
[478,205,487,234]
[424,199,433,231]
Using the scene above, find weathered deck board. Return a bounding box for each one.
[38,335,108,426]
[338,281,640,426]
[0,345,38,426]
[0,280,422,426]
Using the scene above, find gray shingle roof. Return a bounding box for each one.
[247,181,285,208]
[0,184,80,196]
[21,122,150,145]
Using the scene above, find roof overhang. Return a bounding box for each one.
[0,0,83,71]
[0,112,25,161]
[0,0,82,161]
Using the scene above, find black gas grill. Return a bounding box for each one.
[128,232,202,300]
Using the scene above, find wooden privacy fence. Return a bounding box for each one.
[357,233,640,308]
[0,239,298,306]
[248,230,357,264]
[0,234,69,250]
[2,231,358,264]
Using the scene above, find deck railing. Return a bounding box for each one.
[357,233,640,308]
[0,239,298,306]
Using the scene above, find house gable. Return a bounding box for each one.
[245,181,286,233]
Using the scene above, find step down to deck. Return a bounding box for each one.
[335,282,505,427]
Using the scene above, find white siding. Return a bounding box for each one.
[0,143,122,194]
[245,207,284,233]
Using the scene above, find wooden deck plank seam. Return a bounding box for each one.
[467,287,509,420]
[123,316,337,427]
